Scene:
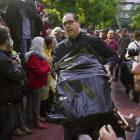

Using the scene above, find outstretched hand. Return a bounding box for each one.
[104,65,112,83]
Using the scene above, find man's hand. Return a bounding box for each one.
[54,74,58,89]
[119,55,121,59]
[99,125,117,140]
[104,65,112,83]
[115,113,136,132]
[116,64,118,68]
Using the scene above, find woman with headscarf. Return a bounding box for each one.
[25,37,52,129]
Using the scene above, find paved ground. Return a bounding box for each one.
[12,79,140,140]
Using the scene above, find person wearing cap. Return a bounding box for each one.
[52,27,65,43]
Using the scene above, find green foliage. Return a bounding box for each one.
[40,0,117,28]
[132,5,140,29]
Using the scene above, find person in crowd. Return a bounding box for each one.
[113,28,131,81]
[48,34,58,55]
[95,30,100,36]
[52,27,65,43]
[40,37,55,117]
[99,52,140,140]
[39,3,50,38]
[25,37,52,129]
[34,2,48,38]
[90,30,96,36]
[115,31,121,42]
[0,26,23,140]
[130,33,134,42]
[6,39,33,136]
[0,6,7,26]
[6,39,17,55]
[125,30,140,102]
[51,12,119,140]
[104,30,119,76]
[99,30,107,40]
[126,30,140,69]
[6,0,44,65]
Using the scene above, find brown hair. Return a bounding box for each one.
[44,37,53,47]
[133,30,140,41]
[0,26,9,46]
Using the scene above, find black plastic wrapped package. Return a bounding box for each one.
[46,44,125,138]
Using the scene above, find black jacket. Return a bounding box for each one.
[6,0,42,44]
[118,35,131,58]
[0,49,23,107]
[51,33,119,78]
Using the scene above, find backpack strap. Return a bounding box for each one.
[133,42,140,49]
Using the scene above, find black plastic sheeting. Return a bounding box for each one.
[46,44,125,138]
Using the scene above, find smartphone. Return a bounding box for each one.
[115,109,130,128]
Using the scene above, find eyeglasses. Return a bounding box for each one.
[63,20,77,27]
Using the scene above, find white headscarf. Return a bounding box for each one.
[30,37,45,58]
[25,37,45,62]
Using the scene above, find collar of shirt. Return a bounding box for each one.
[106,39,115,43]
[68,32,82,42]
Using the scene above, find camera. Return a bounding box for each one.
[40,11,50,17]
[126,48,140,58]
[11,53,21,60]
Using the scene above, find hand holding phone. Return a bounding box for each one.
[114,108,136,132]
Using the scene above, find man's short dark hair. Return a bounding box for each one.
[0,26,8,46]
[44,37,53,47]
[63,12,79,21]
[100,30,106,34]
[121,28,127,33]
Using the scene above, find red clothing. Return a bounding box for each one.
[39,4,45,13]
[27,55,51,88]
[42,22,49,37]
[104,39,119,52]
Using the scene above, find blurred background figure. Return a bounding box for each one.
[52,27,65,43]
[99,30,107,40]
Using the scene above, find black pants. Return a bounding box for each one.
[40,89,54,115]
[64,127,99,140]
[132,89,139,103]
[0,105,14,140]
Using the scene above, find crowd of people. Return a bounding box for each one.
[0,0,140,140]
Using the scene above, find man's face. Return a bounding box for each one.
[121,31,126,37]
[107,30,114,40]
[132,54,140,92]
[99,32,106,40]
[63,14,80,39]
[57,32,62,38]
